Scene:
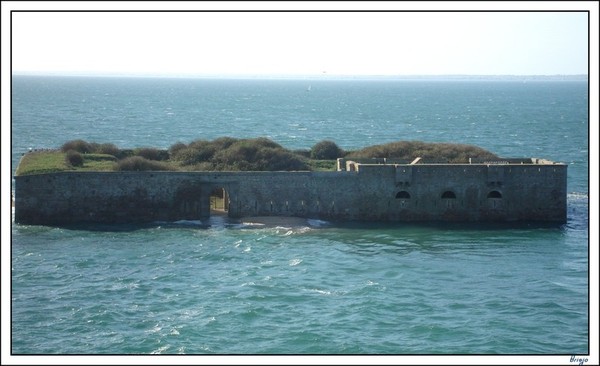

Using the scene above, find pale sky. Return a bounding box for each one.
[10,10,589,77]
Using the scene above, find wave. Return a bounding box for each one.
[307,219,331,227]
[568,192,588,201]
[152,219,210,229]
[173,219,203,225]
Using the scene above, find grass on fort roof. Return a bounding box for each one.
[15,152,119,176]
[15,151,336,176]
[306,159,337,171]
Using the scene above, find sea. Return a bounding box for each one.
[7,75,590,358]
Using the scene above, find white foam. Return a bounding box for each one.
[307,219,331,227]
[240,221,266,227]
[567,192,588,200]
[289,258,303,266]
[173,219,203,225]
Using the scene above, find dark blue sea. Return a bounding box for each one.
[9,76,589,357]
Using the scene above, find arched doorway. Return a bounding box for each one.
[441,190,457,209]
[395,191,411,199]
[210,187,229,214]
[441,190,456,199]
[487,190,502,199]
[487,190,502,209]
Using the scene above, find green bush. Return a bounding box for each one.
[258,147,309,171]
[135,147,169,161]
[171,146,201,165]
[116,156,174,171]
[170,139,221,165]
[211,140,309,171]
[293,149,311,158]
[311,140,344,160]
[170,137,305,171]
[61,139,92,153]
[187,140,218,162]
[188,139,211,150]
[212,143,258,170]
[347,140,498,163]
[169,142,187,156]
[211,137,238,150]
[246,137,283,150]
[65,150,84,167]
[117,149,135,159]
[92,143,121,156]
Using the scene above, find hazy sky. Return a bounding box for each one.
[11,10,589,76]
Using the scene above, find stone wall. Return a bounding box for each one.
[14,162,567,225]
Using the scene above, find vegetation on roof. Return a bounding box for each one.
[15,137,499,176]
[346,140,499,163]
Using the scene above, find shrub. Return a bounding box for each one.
[212,143,257,169]
[257,147,309,171]
[311,140,344,160]
[117,149,135,159]
[65,150,84,167]
[116,156,173,171]
[211,140,309,171]
[61,139,92,153]
[293,149,311,158]
[188,140,218,162]
[211,137,238,150]
[169,142,187,157]
[247,137,283,150]
[347,140,499,163]
[135,147,169,161]
[170,147,198,165]
[188,139,211,150]
[171,139,222,165]
[93,143,121,156]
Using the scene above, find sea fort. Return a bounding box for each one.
[14,156,567,225]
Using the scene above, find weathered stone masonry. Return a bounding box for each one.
[14,158,567,225]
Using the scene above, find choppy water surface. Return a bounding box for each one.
[10,76,589,355]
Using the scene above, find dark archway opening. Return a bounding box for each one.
[396,191,411,199]
[210,187,229,215]
[487,190,502,199]
[441,191,456,199]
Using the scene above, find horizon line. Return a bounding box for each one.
[11,72,589,80]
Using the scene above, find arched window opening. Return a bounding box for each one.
[487,191,502,199]
[210,187,229,212]
[395,191,411,199]
[441,191,456,199]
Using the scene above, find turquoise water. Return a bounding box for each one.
[10,76,589,355]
